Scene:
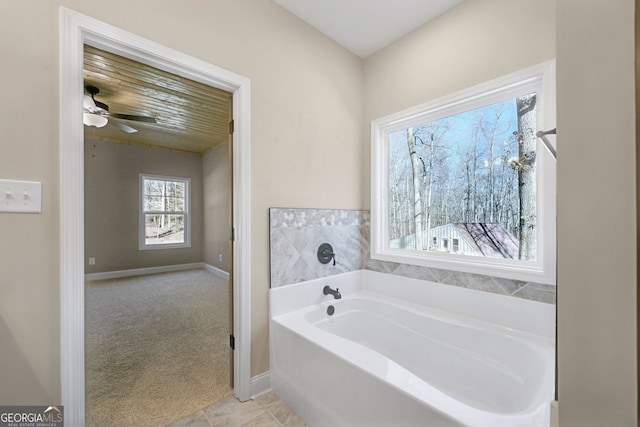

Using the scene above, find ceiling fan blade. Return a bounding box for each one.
[109,113,156,123]
[83,95,98,112]
[109,120,138,134]
[84,85,155,127]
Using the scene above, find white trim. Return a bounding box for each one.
[202,263,231,279]
[60,8,252,426]
[85,262,205,282]
[371,60,556,285]
[250,371,272,399]
[550,400,559,427]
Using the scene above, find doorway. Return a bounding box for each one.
[82,45,234,424]
[60,8,252,426]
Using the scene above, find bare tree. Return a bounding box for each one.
[477,107,507,223]
[413,122,449,249]
[387,96,527,257]
[516,94,537,260]
[406,127,423,250]
[388,138,415,241]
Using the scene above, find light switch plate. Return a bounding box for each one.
[0,179,42,213]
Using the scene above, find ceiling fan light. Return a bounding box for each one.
[83,112,108,128]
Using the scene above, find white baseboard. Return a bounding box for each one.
[85,262,208,281]
[250,370,271,399]
[203,263,230,279]
[550,400,559,427]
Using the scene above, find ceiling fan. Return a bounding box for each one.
[83,85,156,134]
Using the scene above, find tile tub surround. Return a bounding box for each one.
[269,208,365,288]
[269,208,555,304]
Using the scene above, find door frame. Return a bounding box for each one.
[59,7,252,425]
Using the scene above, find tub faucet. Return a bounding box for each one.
[323,285,341,299]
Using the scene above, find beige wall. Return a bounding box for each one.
[363,0,556,124]
[557,0,637,424]
[0,1,62,405]
[363,0,556,200]
[0,0,363,403]
[203,143,231,272]
[364,0,637,424]
[84,138,204,274]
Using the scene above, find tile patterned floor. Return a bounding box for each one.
[168,392,307,427]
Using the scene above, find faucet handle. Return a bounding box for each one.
[318,243,336,266]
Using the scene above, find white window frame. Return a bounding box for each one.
[139,174,191,250]
[371,60,556,285]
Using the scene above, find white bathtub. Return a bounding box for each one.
[269,270,555,427]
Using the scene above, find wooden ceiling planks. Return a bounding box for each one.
[83,45,232,154]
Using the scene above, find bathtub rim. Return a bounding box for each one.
[270,269,555,340]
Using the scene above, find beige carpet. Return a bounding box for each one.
[85,269,233,426]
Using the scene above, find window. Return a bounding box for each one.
[371,61,556,284]
[140,174,191,249]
